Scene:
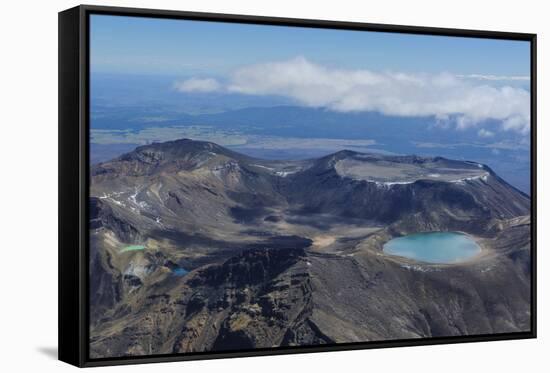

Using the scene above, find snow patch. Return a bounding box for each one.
[128,187,150,209]
[373,180,415,188]
[400,264,435,272]
[251,164,274,171]
[275,170,297,177]
[450,172,490,184]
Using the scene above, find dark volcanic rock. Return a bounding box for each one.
[189,247,306,288]
[88,138,531,358]
[90,197,142,243]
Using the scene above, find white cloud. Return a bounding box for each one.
[174,77,222,93]
[177,57,531,134]
[457,74,530,81]
[478,129,494,138]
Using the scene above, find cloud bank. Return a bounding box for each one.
[175,57,530,134]
[174,77,221,93]
[457,74,530,81]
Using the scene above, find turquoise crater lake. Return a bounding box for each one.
[383,232,481,264]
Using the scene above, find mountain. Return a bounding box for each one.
[90,104,532,194]
[89,138,531,358]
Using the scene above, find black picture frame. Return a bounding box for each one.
[59,4,537,368]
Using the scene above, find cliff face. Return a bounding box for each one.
[90,247,327,356]
[88,139,531,358]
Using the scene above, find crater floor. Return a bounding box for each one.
[335,155,488,184]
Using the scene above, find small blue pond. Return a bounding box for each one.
[172,267,189,277]
[383,232,481,264]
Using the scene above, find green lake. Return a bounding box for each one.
[120,245,146,253]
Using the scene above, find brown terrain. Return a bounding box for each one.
[88,139,531,358]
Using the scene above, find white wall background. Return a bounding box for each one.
[0,0,546,370]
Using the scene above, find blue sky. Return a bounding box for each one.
[90,14,530,77]
[90,14,531,137]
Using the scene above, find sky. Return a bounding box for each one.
[90,14,531,136]
[90,14,530,77]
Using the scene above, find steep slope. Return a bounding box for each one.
[284,151,529,229]
[88,138,531,358]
